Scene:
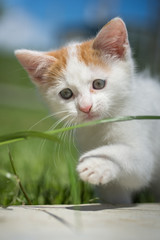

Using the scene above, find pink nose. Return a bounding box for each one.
[79,105,92,113]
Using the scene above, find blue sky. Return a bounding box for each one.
[3,0,93,26]
[3,0,154,24]
[0,0,159,51]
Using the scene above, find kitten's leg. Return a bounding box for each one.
[77,144,154,192]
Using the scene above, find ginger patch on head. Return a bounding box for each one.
[77,40,106,67]
[46,47,68,83]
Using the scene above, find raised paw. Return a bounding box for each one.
[77,157,119,185]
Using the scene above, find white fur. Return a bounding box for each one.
[44,42,160,204]
[76,72,160,204]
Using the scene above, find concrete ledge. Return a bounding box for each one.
[0,204,160,240]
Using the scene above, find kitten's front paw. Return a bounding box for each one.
[77,157,119,185]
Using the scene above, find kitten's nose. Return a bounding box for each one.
[79,104,92,113]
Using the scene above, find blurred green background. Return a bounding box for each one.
[0,0,160,205]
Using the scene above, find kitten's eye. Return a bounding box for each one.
[92,79,106,90]
[59,88,73,100]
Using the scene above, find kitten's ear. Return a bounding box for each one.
[93,18,129,59]
[15,49,55,84]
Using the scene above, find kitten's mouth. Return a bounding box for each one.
[82,112,100,122]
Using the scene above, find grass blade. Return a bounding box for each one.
[48,115,160,134]
[0,131,60,146]
[8,147,32,205]
[0,115,160,146]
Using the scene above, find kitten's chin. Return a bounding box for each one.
[80,113,101,123]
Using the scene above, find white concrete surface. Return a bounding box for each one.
[0,204,160,240]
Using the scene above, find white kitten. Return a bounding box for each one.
[15,17,160,204]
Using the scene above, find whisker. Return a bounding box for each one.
[72,128,80,155]
[28,110,69,130]
[61,117,77,163]
[52,114,74,166]
[56,115,73,161]
[38,113,71,155]
[70,120,79,162]
[56,122,68,164]
[48,114,71,133]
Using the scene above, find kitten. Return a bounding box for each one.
[15,17,160,204]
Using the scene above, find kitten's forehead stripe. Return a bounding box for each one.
[77,40,106,67]
[68,43,79,58]
[46,47,68,81]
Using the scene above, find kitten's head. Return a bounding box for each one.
[15,17,134,123]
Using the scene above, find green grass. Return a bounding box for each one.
[0,139,87,205]
[0,110,94,206]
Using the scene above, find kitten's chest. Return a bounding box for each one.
[75,122,129,153]
[75,124,110,153]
